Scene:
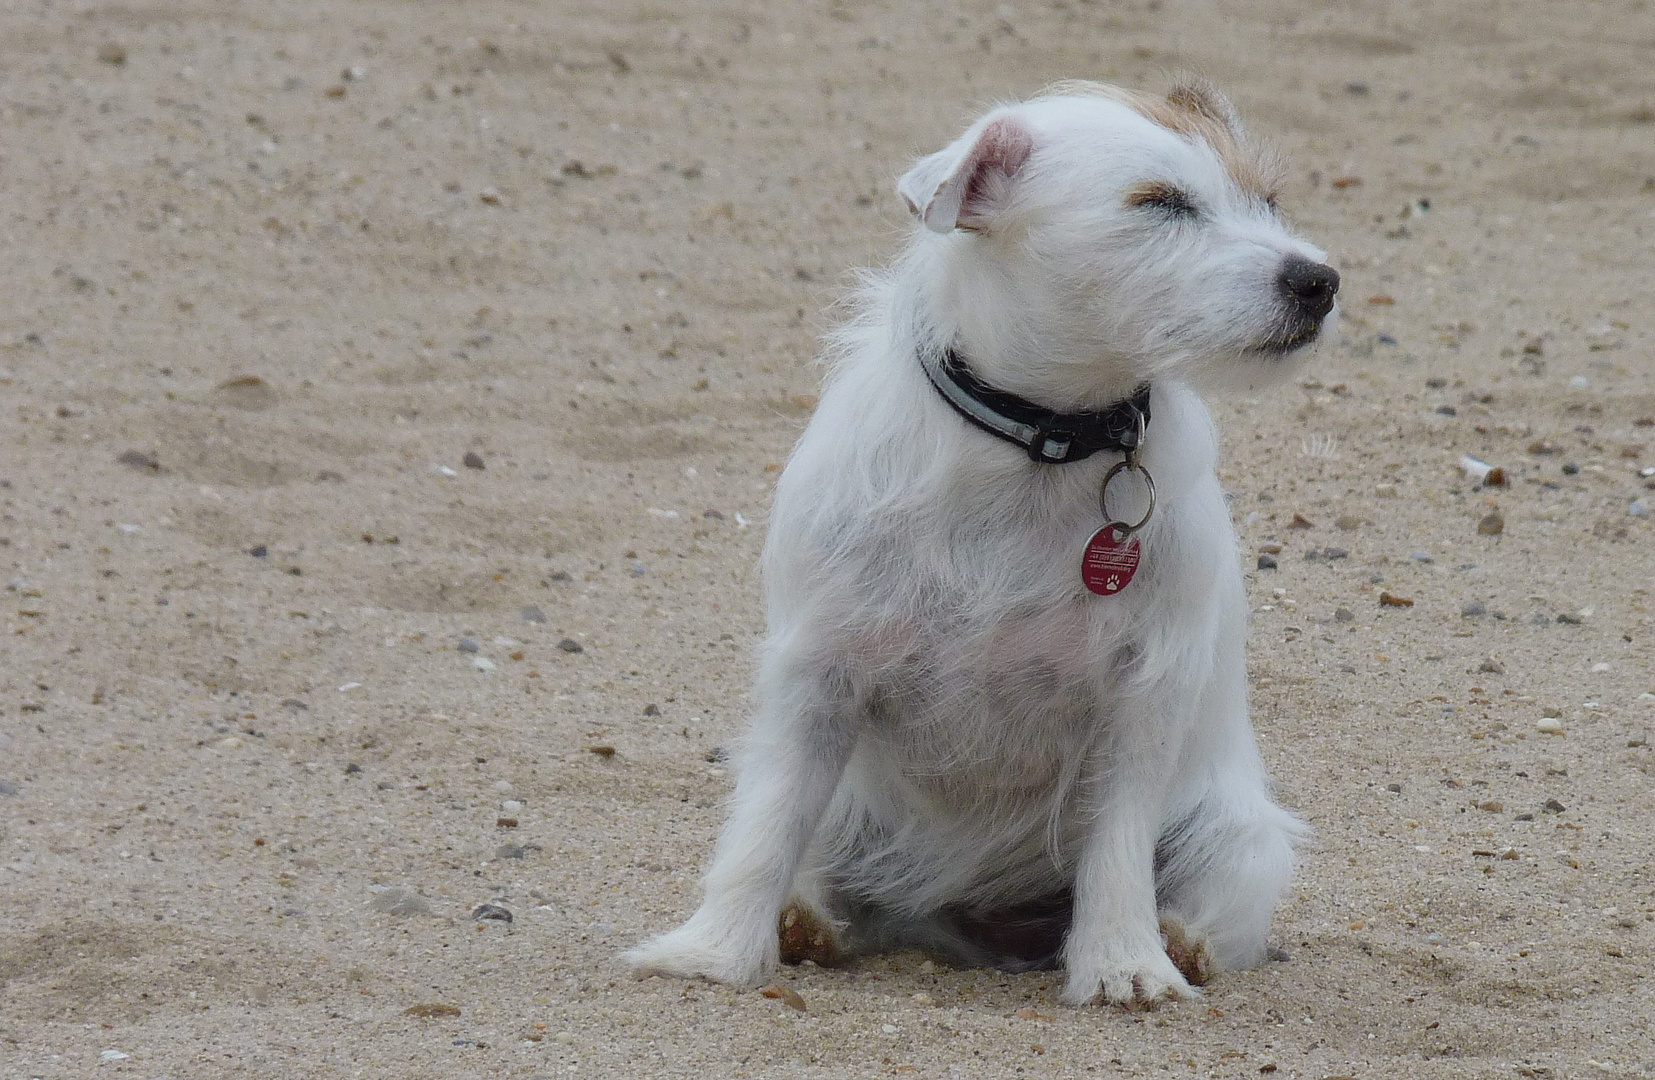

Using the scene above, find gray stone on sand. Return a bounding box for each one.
[371,886,432,915]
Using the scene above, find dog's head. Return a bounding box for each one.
[898,79,1338,399]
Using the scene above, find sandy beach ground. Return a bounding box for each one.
[2,1,1654,1077]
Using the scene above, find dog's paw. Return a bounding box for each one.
[777,901,839,967]
[1158,916,1214,987]
[1060,949,1196,1009]
[625,922,776,988]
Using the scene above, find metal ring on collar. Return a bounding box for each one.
[1099,458,1156,535]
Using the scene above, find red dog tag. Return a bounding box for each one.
[1081,525,1140,596]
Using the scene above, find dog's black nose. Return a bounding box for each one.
[1277,256,1340,320]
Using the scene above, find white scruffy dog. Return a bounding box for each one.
[628,79,1336,1006]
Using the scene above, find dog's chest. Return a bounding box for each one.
[867,596,1113,792]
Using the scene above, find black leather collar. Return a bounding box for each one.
[921,348,1151,464]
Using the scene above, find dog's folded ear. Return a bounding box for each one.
[897,113,1033,234]
[1165,77,1245,140]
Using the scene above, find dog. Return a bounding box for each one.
[627,78,1337,1007]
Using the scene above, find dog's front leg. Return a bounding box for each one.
[1061,715,1194,1007]
[626,665,857,987]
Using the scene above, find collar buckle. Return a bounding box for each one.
[1029,428,1076,464]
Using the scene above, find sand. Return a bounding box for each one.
[2,1,1654,1077]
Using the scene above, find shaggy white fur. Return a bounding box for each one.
[627,79,1337,1007]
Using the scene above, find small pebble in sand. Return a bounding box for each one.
[372,886,432,915]
[1410,550,1433,562]
[760,984,808,1011]
[643,703,661,716]
[473,657,496,672]
[496,844,527,859]
[1378,592,1414,608]
[1568,375,1589,390]
[117,450,159,471]
[1630,500,1650,518]
[1536,717,1565,736]
[463,451,485,469]
[1257,553,1278,570]
[494,780,513,792]
[557,638,584,654]
[248,545,269,557]
[404,1003,462,1018]
[100,1050,130,1062]
[520,605,548,624]
[1478,658,1504,674]
[345,762,362,774]
[0,781,17,795]
[458,638,479,653]
[1461,601,1487,617]
[1542,798,1566,813]
[1334,607,1354,622]
[500,800,522,814]
[1477,511,1505,535]
[472,903,513,923]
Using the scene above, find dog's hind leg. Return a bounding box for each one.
[1153,648,1306,972]
[625,660,859,987]
[1153,770,1305,972]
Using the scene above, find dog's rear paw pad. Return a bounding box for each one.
[777,902,838,966]
[1158,917,1214,987]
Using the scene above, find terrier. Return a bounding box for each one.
[628,78,1337,1006]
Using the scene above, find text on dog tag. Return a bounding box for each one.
[1080,525,1140,596]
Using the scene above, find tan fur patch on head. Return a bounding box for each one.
[1040,78,1283,204]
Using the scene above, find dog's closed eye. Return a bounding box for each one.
[1125,181,1197,218]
